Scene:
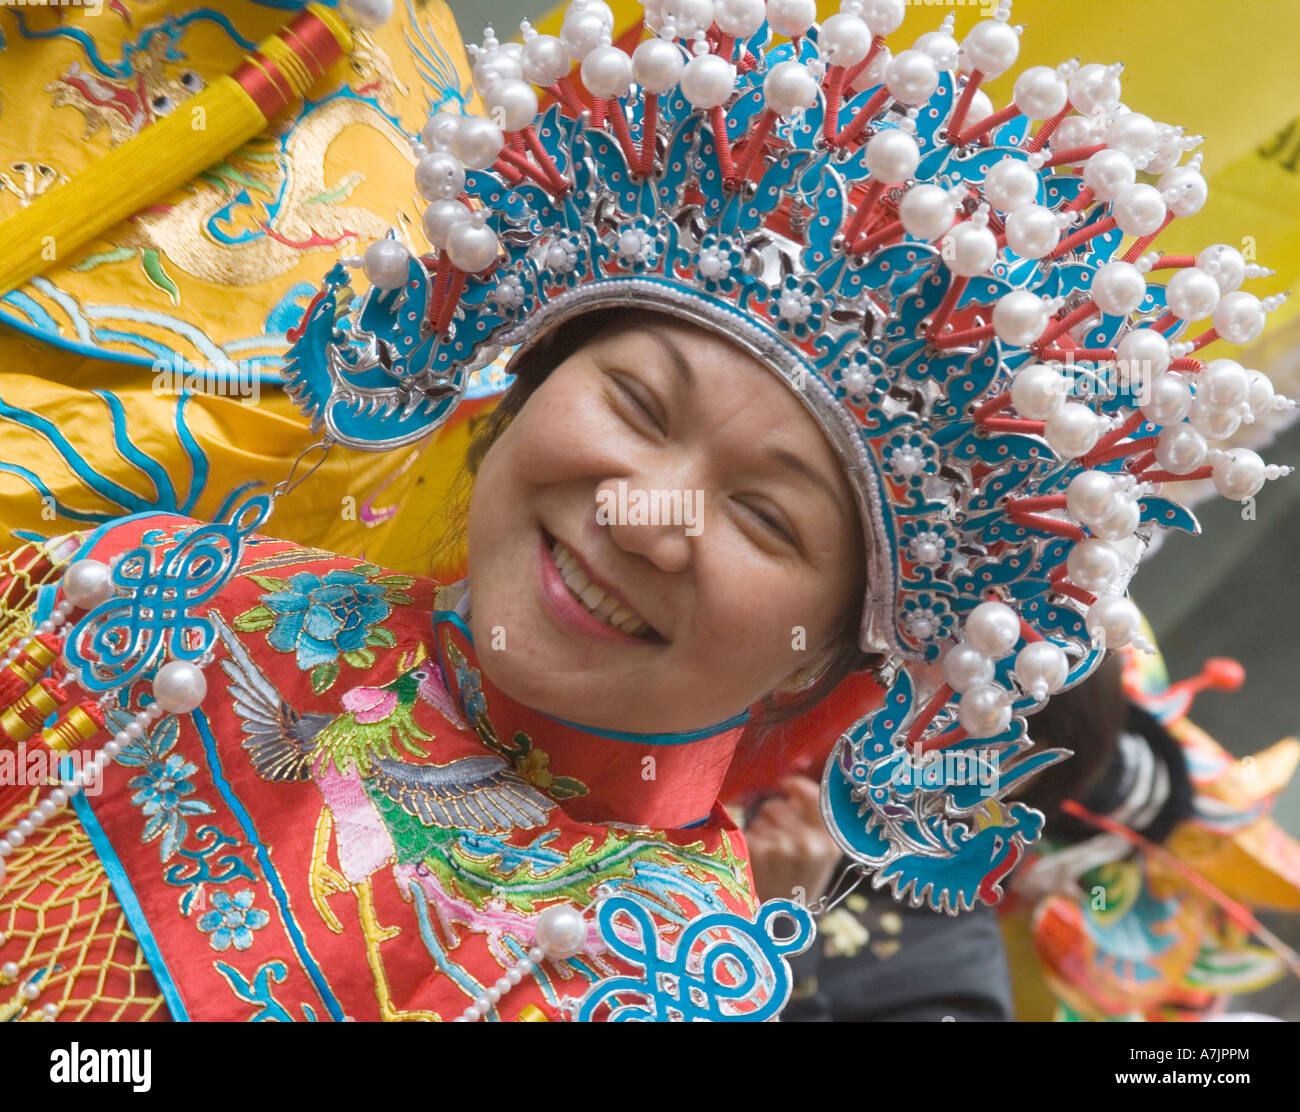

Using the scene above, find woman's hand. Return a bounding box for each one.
[745,775,843,907]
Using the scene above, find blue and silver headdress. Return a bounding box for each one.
[283,0,1292,911]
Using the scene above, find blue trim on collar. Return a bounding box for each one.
[431,609,750,747]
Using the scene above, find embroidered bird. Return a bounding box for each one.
[213,616,553,1019]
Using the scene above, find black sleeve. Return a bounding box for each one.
[780,871,1015,1022]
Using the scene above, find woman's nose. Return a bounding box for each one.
[594,477,696,575]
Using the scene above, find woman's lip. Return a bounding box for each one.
[536,532,654,645]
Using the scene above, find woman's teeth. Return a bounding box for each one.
[549,538,652,637]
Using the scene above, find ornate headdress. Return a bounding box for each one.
[282,0,1293,913]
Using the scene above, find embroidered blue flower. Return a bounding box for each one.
[116,714,214,862]
[198,889,270,952]
[261,570,392,671]
[455,657,487,726]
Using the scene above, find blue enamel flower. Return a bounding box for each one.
[263,570,392,671]
[455,657,487,726]
[881,430,939,487]
[900,592,956,650]
[900,520,956,568]
[830,349,887,410]
[197,889,270,952]
[608,216,666,273]
[695,233,744,295]
[772,275,826,340]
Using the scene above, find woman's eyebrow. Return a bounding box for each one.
[768,446,850,520]
[628,328,695,388]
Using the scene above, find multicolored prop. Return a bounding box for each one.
[282,0,1293,912]
[578,895,814,1021]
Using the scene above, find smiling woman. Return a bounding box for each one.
[460,309,875,737]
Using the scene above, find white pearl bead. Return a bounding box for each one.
[848,43,891,94]
[63,778,83,797]
[152,660,208,715]
[965,600,1020,658]
[421,111,462,153]
[1212,448,1267,501]
[1197,244,1247,293]
[1154,423,1208,473]
[1067,538,1123,592]
[1068,63,1122,116]
[1091,260,1147,316]
[943,222,997,277]
[764,61,819,116]
[447,213,500,273]
[62,560,115,609]
[1011,362,1066,420]
[423,199,469,250]
[965,89,994,130]
[5,829,24,848]
[1213,291,1266,345]
[21,981,39,1000]
[1116,329,1172,378]
[521,33,571,86]
[861,0,905,36]
[494,976,512,995]
[913,28,958,68]
[506,967,524,985]
[1159,166,1208,218]
[864,129,919,183]
[899,184,956,240]
[2,961,20,980]
[534,904,586,960]
[1014,641,1069,699]
[1086,595,1140,649]
[820,12,873,68]
[982,158,1038,212]
[1066,470,1119,525]
[993,290,1052,346]
[473,55,523,98]
[1104,111,1158,162]
[631,38,684,94]
[362,240,410,291]
[1004,206,1060,260]
[1052,115,1100,152]
[1112,183,1167,236]
[0,841,12,857]
[484,79,539,132]
[37,799,58,818]
[1044,403,1102,459]
[680,53,735,109]
[714,0,766,37]
[25,811,44,830]
[42,1003,58,1018]
[484,986,502,1004]
[527,946,545,964]
[338,0,393,31]
[1187,398,1241,442]
[114,730,131,746]
[959,19,1020,79]
[581,44,633,99]
[1202,359,1250,409]
[1165,267,1220,321]
[103,740,122,759]
[766,0,816,38]
[49,789,67,807]
[886,50,939,107]
[451,116,505,171]
[941,641,995,692]
[659,0,713,41]
[1091,496,1140,542]
[1245,370,1277,418]
[1012,65,1068,119]
[1081,149,1136,203]
[561,12,612,62]
[958,683,1012,738]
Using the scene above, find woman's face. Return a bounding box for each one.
[466,315,862,734]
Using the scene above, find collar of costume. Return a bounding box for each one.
[430,580,746,830]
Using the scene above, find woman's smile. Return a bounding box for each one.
[536,529,663,645]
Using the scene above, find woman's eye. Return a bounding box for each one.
[739,499,798,547]
[608,374,664,432]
